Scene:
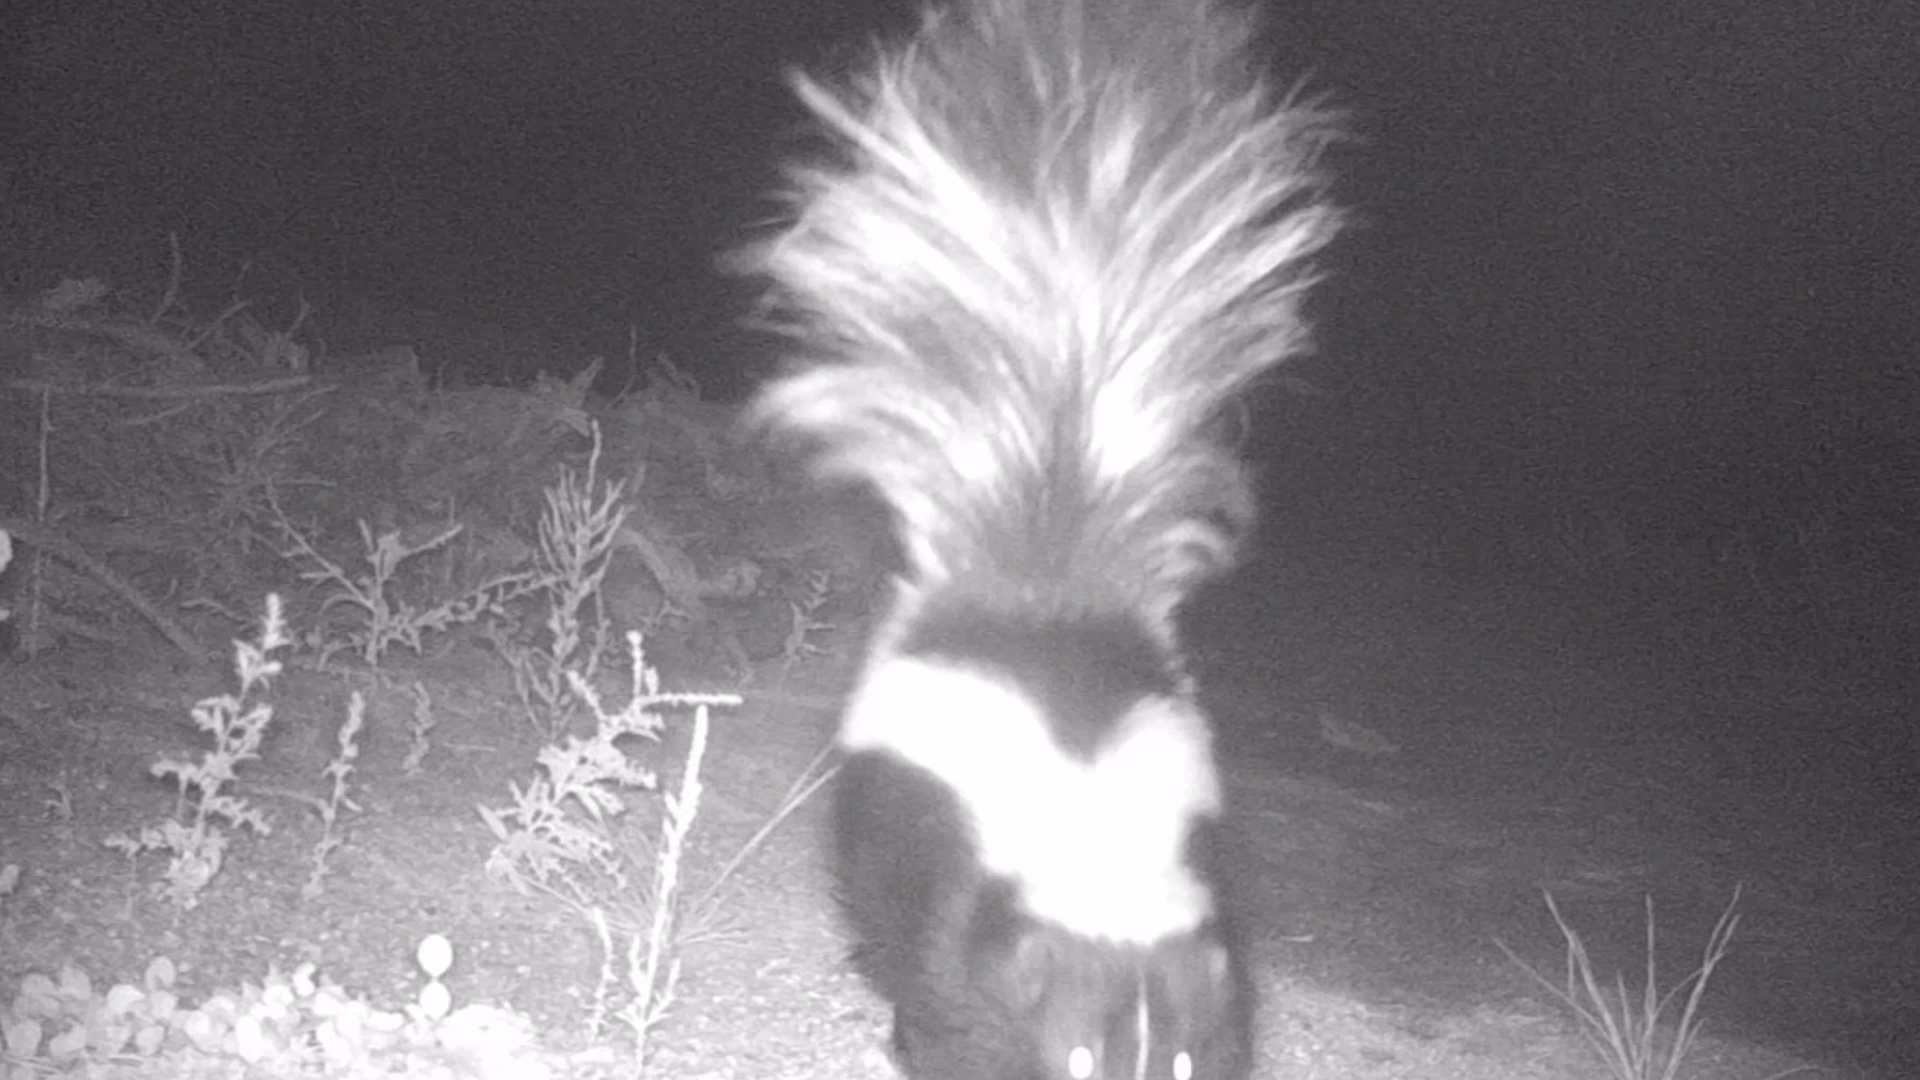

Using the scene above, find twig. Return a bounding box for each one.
[183,298,251,353]
[6,308,208,377]
[0,516,207,662]
[2,375,312,399]
[149,232,184,324]
[694,738,836,912]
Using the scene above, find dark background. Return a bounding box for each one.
[6,0,1914,596]
[5,0,1918,1069]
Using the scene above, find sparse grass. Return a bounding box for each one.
[99,594,376,909]
[772,568,836,682]
[278,507,536,671]
[615,680,712,1071]
[491,421,630,735]
[299,691,367,899]
[479,630,741,1073]
[1499,887,1744,1080]
[400,679,437,776]
[0,258,887,1077]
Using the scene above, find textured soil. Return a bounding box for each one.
[0,551,1903,1079]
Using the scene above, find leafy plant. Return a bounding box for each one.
[104,596,288,908]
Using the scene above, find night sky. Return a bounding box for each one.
[8,0,1913,581]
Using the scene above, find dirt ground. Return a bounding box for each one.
[0,551,1904,1080]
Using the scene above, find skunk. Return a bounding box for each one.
[741,0,1340,1076]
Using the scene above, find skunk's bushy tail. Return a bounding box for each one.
[746,0,1339,618]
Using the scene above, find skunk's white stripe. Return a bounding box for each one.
[842,654,1221,943]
